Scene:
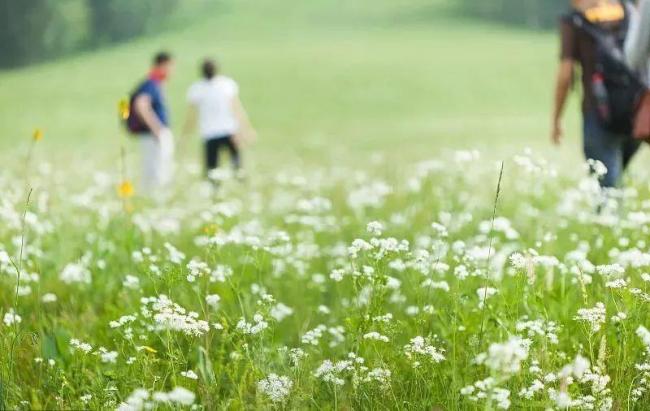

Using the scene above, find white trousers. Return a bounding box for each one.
[139,133,174,192]
[626,0,650,77]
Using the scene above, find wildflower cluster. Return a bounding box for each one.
[3,148,650,409]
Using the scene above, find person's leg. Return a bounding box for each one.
[622,137,641,172]
[157,131,175,187]
[225,135,241,170]
[140,134,161,192]
[205,137,220,175]
[583,111,623,188]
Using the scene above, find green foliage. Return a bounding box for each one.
[0,0,196,68]
[0,0,76,68]
[87,0,179,44]
[458,0,569,29]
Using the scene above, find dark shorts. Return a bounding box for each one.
[204,135,240,172]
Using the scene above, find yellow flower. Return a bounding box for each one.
[203,224,218,235]
[117,180,134,199]
[118,99,130,120]
[32,128,43,141]
[140,345,157,354]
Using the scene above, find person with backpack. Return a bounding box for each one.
[127,51,175,192]
[181,58,256,181]
[551,0,645,188]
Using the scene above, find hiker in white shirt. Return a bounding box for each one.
[182,59,256,180]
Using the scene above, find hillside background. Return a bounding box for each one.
[0,0,599,173]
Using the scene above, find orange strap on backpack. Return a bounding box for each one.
[634,91,650,140]
[584,2,625,23]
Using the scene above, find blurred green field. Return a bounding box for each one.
[0,0,585,170]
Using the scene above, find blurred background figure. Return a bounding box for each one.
[182,58,256,183]
[127,51,176,192]
[551,0,641,188]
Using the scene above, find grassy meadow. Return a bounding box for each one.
[3,0,650,410]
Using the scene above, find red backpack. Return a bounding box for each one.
[125,83,149,134]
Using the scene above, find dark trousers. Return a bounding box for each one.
[204,135,240,173]
[583,110,640,187]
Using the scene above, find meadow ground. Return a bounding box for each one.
[3,0,650,409]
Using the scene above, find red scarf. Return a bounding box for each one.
[149,67,167,82]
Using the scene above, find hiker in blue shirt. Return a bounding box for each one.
[129,51,175,191]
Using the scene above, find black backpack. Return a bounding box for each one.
[125,81,149,134]
[568,4,647,134]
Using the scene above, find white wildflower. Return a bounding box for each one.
[70,338,93,354]
[122,275,140,290]
[41,293,57,303]
[181,370,199,380]
[363,332,389,342]
[152,387,195,406]
[404,336,445,365]
[59,262,91,284]
[366,221,384,236]
[206,294,221,309]
[236,313,268,335]
[476,287,498,308]
[270,303,293,322]
[575,302,606,333]
[475,336,529,375]
[258,374,293,402]
[3,309,21,326]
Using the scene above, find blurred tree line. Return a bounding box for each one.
[458,0,568,29]
[0,0,187,68]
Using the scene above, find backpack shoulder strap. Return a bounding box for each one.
[568,2,630,32]
[568,6,647,87]
[568,9,604,40]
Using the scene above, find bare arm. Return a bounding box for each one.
[551,59,574,145]
[134,94,164,137]
[233,96,257,144]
